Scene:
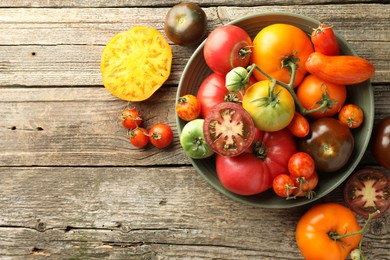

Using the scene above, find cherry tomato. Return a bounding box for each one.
[288,152,315,179]
[149,123,173,148]
[338,104,364,128]
[296,74,346,118]
[204,25,252,75]
[128,127,149,148]
[175,94,201,121]
[242,80,295,132]
[287,112,310,138]
[371,116,390,169]
[203,102,255,157]
[272,174,295,198]
[164,2,207,46]
[251,23,314,87]
[120,108,143,129]
[305,52,375,85]
[299,117,354,173]
[311,24,340,56]
[293,171,319,199]
[216,128,297,195]
[296,203,362,260]
[344,168,390,218]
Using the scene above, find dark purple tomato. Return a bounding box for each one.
[299,117,354,173]
[372,116,390,169]
[164,2,207,46]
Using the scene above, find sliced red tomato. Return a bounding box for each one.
[203,102,255,157]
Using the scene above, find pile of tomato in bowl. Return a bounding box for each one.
[176,12,375,208]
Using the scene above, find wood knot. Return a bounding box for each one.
[35,221,46,232]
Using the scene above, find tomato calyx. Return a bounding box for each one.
[225,62,337,117]
[327,210,380,260]
[252,141,267,160]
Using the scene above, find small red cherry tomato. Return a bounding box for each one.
[311,24,340,56]
[149,123,174,148]
[288,152,315,179]
[287,112,310,137]
[128,127,149,148]
[176,94,201,121]
[120,108,143,129]
[273,174,295,198]
[293,171,319,199]
[338,104,364,128]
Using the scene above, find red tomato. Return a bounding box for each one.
[311,24,340,56]
[338,104,364,128]
[296,203,362,260]
[204,25,252,75]
[272,174,295,198]
[196,73,254,119]
[216,128,297,195]
[251,23,314,87]
[296,74,346,118]
[203,102,255,157]
[372,116,390,169]
[293,171,319,199]
[287,112,310,137]
[175,94,201,121]
[149,123,173,148]
[288,152,315,179]
[128,127,149,148]
[120,108,143,129]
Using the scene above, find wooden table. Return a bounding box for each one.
[1,1,389,259]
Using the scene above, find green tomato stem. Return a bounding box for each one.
[244,62,334,116]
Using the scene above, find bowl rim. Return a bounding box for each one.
[177,11,374,208]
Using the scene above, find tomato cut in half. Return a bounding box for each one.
[344,168,390,218]
[203,102,255,157]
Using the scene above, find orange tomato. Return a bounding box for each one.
[305,52,375,85]
[338,104,364,128]
[175,94,201,121]
[296,203,361,260]
[296,74,346,118]
[251,24,314,87]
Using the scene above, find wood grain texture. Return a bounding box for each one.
[0,1,389,259]
[0,167,388,259]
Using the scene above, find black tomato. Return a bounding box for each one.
[164,2,207,46]
[298,117,354,173]
[372,116,390,169]
[344,168,390,218]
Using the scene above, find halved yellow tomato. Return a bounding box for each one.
[100,26,172,101]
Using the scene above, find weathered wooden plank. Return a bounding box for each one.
[0,167,388,259]
[0,5,388,86]
[0,86,189,166]
[0,0,383,8]
[0,85,389,167]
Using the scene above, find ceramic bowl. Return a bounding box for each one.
[176,12,374,208]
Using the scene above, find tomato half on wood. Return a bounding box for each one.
[251,23,314,87]
[203,102,255,157]
[196,73,242,119]
[344,168,390,218]
[216,128,297,195]
[164,2,207,46]
[204,25,252,75]
[242,80,295,132]
[296,74,346,118]
[299,117,354,173]
[296,203,361,260]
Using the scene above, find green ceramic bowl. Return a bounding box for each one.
[176,12,374,208]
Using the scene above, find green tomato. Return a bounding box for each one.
[242,80,295,132]
[180,119,214,159]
